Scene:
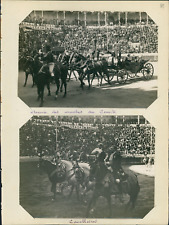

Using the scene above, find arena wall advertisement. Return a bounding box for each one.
[1,1,168,225]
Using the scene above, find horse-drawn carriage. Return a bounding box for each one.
[103,58,154,85]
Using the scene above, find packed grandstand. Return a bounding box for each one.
[19,10,158,60]
[20,116,155,161]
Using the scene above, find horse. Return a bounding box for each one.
[53,61,68,99]
[86,162,140,217]
[74,55,111,88]
[59,52,78,81]
[39,158,90,201]
[67,52,85,81]
[90,59,111,86]
[34,60,68,107]
[22,56,35,87]
[34,62,51,107]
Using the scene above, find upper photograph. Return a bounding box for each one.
[18,10,158,108]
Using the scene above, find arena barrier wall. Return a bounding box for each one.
[121,53,158,62]
[122,154,155,165]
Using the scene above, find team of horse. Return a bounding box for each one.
[38,157,140,217]
[21,51,113,106]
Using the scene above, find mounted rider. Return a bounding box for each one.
[91,144,106,167]
[70,150,84,184]
[70,150,80,168]
[36,44,55,83]
[90,144,109,188]
[108,148,128,195]
[52,151,62,165]
[42,44,54,64]
[51,151,66,178]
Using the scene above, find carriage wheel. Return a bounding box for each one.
[117,70,128,84]
[142,63,154,80]
[103,70,115,82]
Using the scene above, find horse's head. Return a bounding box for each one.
[37,158,55,175]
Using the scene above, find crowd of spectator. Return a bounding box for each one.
[19,21,158,60]
[20,117,155,160]
[62,25,158,54]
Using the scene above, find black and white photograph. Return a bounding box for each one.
[18,10,158,108]
[20,115,155,218]
[2,1,168,225]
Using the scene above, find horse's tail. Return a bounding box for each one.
[127,173,140,208]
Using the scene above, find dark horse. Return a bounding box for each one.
[34,60,68,107]
[34,63,51,107]
[86,162,140,217]
[23,56,35,87]
[74,56,110,88]
[39,159,90,201]
[53,61,68,100]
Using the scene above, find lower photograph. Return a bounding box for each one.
[20,115,155,218]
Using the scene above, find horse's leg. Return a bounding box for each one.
[99,71,103,86]
[68,69,72,81]
[24,72,28,87]
[39,85,44,107]
[37,85,40,101]
[47,80,51,96]
[75,184,80,201]
[106,193,112,217]
[87,73,91,89]
[68,184,74,198]
[86,192,97,217]
[51,182,56,200]
[32,74,35,87]
[73,70,78,81]
[62,78,67,98]
[86,196,94,217]
[55,78,60,99]
[106,70,111,84]
[60,81,63,92]
[129,182,140,209]
[91,73,95,86]
[79,73,84,89]
[96,72,101,86]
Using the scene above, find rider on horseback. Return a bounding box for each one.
[51,151,66,178]
[37,44,55,84]
[71,150,84,184]
[42,44,54,64]
[109,149,128,196]
[52,151,61,165]
[90,145,112,190]
[71,150,80,169]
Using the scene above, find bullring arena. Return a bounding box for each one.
[20,116,155,218]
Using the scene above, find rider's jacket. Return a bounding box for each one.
[38,64,51,78]
[43,51,54,64]
[109,151,122,172]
